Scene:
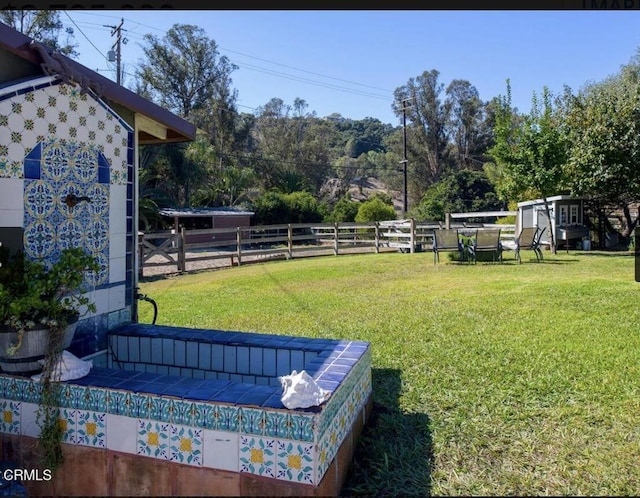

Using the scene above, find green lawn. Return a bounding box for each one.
[137,250,640,496]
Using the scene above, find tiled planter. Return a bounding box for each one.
[0,323,372,496]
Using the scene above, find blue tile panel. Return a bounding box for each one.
[107,323,361,389]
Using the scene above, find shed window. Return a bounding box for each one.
[570,205,579,224]
[559,205,568,225]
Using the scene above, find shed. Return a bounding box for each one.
[517,195,590,249]
[159,207,254,244]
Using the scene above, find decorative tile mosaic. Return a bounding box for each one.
[276,440,315,484]
[170,424,203,466]
[76,410,106,448]
[137,419,171,460]
[239,435,276,478]
[0,78,132,183]
[59,408,78,444]
[0,76,135,355]
[0,400,21,435]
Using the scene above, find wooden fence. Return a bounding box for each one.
[139,217,516,275]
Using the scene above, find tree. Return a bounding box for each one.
[142,143,206,208]
[136,24,238,126]
[252,98,333,194]
[393,70,451,203]
[0,10,78,57]
[328,194,360,223]
[488,81,568,253]
[411,170,502,222]
[562,55,640,240]
[444,79,493,171]
[252,191,324,225]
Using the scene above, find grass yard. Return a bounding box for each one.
[137,250,640,496]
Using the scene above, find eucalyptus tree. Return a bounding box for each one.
[136,23,241,208]
[445,79,493,171]
[252,98,334,194]
[562,55,640,240]
[393,69,451,203]
[137,23,238,126]
[0,10,78,57]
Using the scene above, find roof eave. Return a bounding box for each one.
[0,22,196,144]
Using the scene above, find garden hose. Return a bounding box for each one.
[135,289,158,325]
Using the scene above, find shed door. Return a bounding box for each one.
[535,206,551,244]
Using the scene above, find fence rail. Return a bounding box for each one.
[139,218,516,275]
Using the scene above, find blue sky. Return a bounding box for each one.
[62,10,640,126]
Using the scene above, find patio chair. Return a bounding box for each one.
[432,229,464,264]
[532,226,546,262]
[467,228,503,264]
[514,227,537,263]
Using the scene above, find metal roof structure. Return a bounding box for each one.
[159,207,255,217]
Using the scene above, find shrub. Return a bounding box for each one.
[355,198,397,223]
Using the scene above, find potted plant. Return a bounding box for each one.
[0,246,99,472]
[0,247,99,374]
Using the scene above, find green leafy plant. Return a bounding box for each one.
[0,246,99,472]
[0,247,99,355]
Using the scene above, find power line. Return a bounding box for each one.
[65,12,396,107]
[63,12,110,63]
[236,62,391,101]
[72,13,395,96]
[221,47,394,94]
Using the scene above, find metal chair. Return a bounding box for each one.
[514,227,538,263]
[467,228,503,264]
[432,229,465,264]
[515,226,545,263]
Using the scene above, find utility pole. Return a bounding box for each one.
[104,18,126,85]
[399,98,412,216]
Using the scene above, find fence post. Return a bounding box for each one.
[287,224,293,260]
[445,213,451,229]
[236,227,242,266]
[178,227,186,272]
[374,222,380,253]
[410,218,416,254]
[333,223,339,256]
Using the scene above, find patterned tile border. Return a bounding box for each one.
[0,333,372,485]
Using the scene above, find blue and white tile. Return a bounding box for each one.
[59,408,78,444]
[76,410,106,448]
[107,389,132,417]
[217,405,240,432]
[240,407,266,436]
[289,413,315,442]
[275,439,315,485]
[137,419,171,460]
[169,423,202,467]
[0,400,21,435]
[22,381,42,404]
[264,410,291,439]
[148,396,174,423]
[239,435,276,479]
